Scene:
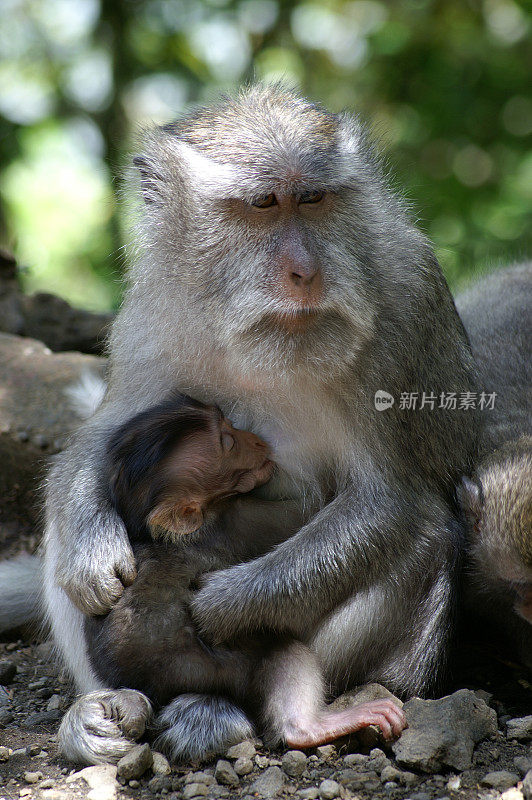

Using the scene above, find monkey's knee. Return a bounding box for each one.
[59,689,152,765]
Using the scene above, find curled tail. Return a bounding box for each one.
[59,690,253,765]
[154,694,254,762]
[0,555,41,633]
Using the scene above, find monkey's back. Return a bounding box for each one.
[85,541,254,706]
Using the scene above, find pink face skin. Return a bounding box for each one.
[148,411,274,538]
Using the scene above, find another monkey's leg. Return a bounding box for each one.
[259,642,406,748]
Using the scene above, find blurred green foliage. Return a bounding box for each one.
[0,0,530,311]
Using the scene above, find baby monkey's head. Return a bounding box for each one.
[107,395,273,541]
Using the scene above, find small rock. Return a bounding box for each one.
[67,764,118,800]
[381,766,402,783]
[0,746,10,760]
[183,784,209,799]
[185,772,215,785]
[26,744,41,757]
[128,780,140,789]
[343,753,367,768]
[46,694,62,712]
[147,775,171,793]
[319,779,341,799]
[384,781,398,791]
[501,790,524,800]
[401,771,419,786]
[22,710,61,727]
[515,757,532,776]
[214,760,239,787]
[282,751,308,778]
[249,766,285,797]
[507,717,532,741]
[40,780,54,789]
[255,755,270,768]
[117,743,153,781]
[409,793,432,800]
[0,661,16,684]
[481,771,519,791]
[19,789,32,798]
[316,745,336,760]
[234,757,254,776]
[0,709,14,725]
[24,772,43,784]
[297,789,319,799]
[151,751,171,776]
[28,678,47,690]
[523,770,532,800]
[447,775,461,791]
[226,740,257,760]
[42,792,66,800]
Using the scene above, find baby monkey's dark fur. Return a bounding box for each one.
[85,396,406,759]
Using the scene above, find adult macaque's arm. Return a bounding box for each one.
[191,482,422,642]
[46,406,138,616]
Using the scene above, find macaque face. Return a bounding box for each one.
[148,407,274,537]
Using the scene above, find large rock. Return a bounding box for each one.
[0,250,113,355]
[392,689,498,773]
[0,332,106,551]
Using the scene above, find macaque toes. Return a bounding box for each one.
[66,395,405,763]
[459,436,532,624]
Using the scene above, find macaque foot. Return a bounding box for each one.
[59,689,153,765]
[283,699,407,748]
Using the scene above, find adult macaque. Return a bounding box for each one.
[67,394,405,763]
[44,87,480,762]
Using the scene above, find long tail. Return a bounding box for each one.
[0,555,41,633]
[154,694,254,762]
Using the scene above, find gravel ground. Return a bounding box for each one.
[1,632,531,800]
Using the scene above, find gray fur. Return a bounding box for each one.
[153,695,254,763]
[43,86,481,762]
[456,261,531,449]
[0,555,41,633]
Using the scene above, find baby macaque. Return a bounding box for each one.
[85,394,406,758]
[459,436,532,622]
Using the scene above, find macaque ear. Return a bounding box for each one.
[148,500,204,539]
[133,155,165,205]
[458,476,483,531]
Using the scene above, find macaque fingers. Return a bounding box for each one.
[283,699,407,748]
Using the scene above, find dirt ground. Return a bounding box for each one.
[0,630,531,800]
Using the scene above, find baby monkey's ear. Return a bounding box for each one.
[148,499,204,540]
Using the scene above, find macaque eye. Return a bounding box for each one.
[222,432,235,451]
[299,190,325,204]
[252,193,277,209]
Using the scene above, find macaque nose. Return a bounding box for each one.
[289,263,319,288]
[278,232,323,303]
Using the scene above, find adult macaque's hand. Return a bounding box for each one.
[191,563,256,643]
[55,518,137,616]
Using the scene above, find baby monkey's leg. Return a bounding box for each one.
[260,642,407,748]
